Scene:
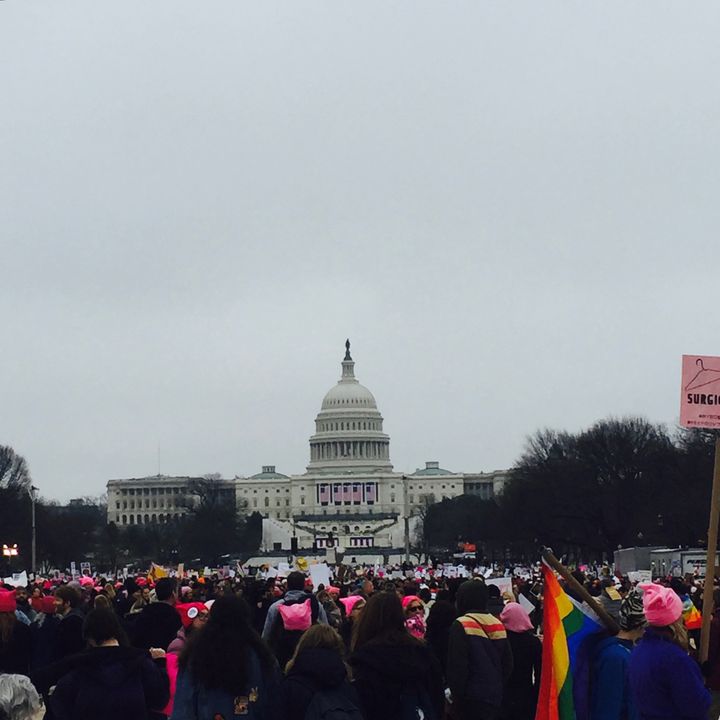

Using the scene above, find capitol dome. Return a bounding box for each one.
[307,340,392,474]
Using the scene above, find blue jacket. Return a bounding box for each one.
[590,636,638,720]
[170,649,280,720]
[627,628,710,720]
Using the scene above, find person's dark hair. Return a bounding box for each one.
[83,608,129,646]
[455,580,488,615]
[287,572,306,592]
[351,591,419,652]
[179,595,275,694]
[418,588,432,604]
[487,584,501,599]
[155,577,177,602]
[54,585,81,608]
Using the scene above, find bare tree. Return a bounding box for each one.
[0,445,31,490]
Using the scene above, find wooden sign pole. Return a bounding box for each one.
[542,548,620,635]
[700,438,720,663]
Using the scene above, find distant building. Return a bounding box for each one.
[106,475,235,526]
[106,341,508,553]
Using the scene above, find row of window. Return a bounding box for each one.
[317,420,381,432]
[115,499,179,510]
[118,513,182,525]
[117,487,184,496]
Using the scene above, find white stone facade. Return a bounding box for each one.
[106,342,508,551]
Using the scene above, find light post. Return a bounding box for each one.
[30,486,38,573]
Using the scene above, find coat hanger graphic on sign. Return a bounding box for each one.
[684,358,720,392]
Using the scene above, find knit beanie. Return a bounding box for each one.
[619,589,646,631]
[500,602,533,632]
[640,582,682,626]
[401,595,422,610]
[340,595,365,615]
[456,580,488,615]
[177,602,207,629]
[0,590,17,613]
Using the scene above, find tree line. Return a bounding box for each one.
[0,447,262,572]
[423,418,717,562]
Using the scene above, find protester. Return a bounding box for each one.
[29,596,57,672]
[131,577,181,651]
[47,607,169,720]
[167,602,209,655]
[402,595,426,640]
[339,595,366,650]
[0,589,31,675]
[350,591,444,720]
[628,582,710,720]
[499,602,541,720]
[588,589,645,720]
[425,599,457,678]
[447,580,513,720]
[172,595,280,719]
[316,587,342,630]
[0,673,45,720]
[52,585,85,661]
[262,571,328,667]
[279,624,362,720]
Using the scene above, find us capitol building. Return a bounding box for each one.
[106,341,507,555]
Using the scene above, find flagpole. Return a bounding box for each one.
[541,548,620,635]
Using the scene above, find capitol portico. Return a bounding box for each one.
[106,341,508,556]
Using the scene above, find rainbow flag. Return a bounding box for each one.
[535,561,604,720]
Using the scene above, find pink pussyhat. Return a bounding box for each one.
[640,582,683,626]
[340,596,365,614]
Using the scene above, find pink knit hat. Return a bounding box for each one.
[0,590,17,613]
[401,595,422,610]
[340,596,365,615]
[500,602,533,633]
[640,582,683,626]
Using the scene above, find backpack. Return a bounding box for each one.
[279,599,313,631]
[303,688,364,720]
[270,594,320,668]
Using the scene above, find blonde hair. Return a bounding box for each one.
[285,624,349,676]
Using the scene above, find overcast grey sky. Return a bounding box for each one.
[2,2,719,502]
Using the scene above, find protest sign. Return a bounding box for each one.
[309,563,332,589]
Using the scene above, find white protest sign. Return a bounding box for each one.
[277,562,291,576]
[627,570,652,584]
[266,567,278,579]
[310,563,332,588]
[486,577,513,597]
[3,571,28,588]
[518,593,535,615]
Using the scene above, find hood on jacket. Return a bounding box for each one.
[289,647,348,688]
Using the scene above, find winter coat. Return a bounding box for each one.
[49,645,170,720]
[261,590,329,639]
[170,647,281,720]
[0,617,31,674]
[627,627,710,720]
[54,608,85,661]
[350,639,445,720]
[501,630,541,720]
[447,613,513,720]
[132,602,182,651]
[589,635,637,720]
[279,646,360,720]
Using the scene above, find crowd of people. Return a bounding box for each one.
[0,563,718,719]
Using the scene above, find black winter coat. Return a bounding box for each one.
[0,618,31,674]
[49,645,169,720]
[279,647,361,720]
[350,639,445,720]
[501,630,541,720]
[54,609,85,661]
[131,602,181,651]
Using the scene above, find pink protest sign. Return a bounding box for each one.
[681,355,720,428]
